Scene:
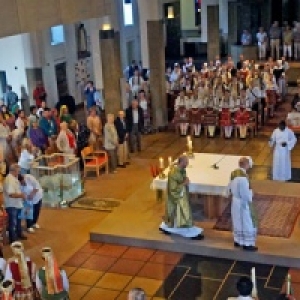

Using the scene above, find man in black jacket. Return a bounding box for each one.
[114,111,129,167]
[125,99,144,153]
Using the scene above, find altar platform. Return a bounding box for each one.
[90,177,300,269]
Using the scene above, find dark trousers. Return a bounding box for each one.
[26,200,42,229]
[252,98,266,127]
[129,124,141,152]
[6,207,22,243]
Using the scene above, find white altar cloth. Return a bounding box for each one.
[151,153,251,196]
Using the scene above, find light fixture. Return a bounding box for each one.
[167,6,174,19]
[102,16,112,31]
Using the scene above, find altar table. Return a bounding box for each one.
[151,153,251,219]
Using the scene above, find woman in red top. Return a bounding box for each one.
[33,82,47,108]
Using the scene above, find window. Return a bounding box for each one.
[123,0,134,26]
[50,25,65,46]
[195,0,201,26]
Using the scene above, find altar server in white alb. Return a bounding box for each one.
[159,155,204,240]
[269,120,297,181]
[229,157,258,252]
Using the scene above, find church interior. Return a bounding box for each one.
[0,0,300,299]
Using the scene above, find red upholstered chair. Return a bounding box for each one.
[81,146,108,177]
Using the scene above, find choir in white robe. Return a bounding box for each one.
[229,169,257,247]
[269,128,297,181]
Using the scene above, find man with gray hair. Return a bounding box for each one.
[159,155,204,239]
[3,164,26,243]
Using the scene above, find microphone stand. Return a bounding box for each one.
[211,155,226,170]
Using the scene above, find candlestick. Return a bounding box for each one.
[159,157,164,169]
[168,156,172,166]
[286,273,291,295]
[251,267,257,298]
[187,135,191,143]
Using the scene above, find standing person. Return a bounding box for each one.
[18,174,43,233]
[56,122,76,155]
[126,100,144,153]
[84,81,96,111]
[283,25,293,60]
[76,123,90,170]
[228,157,257,251]
[269,120,297,181]
[159,155,204,239]
[129,70,145,97]
[227,276,257,300]
[33,81,47,108]
[256,27,268,60]
[241,30,252,46]
[18,138,39,175]
[39,109,58,144]
[5,242,36,300]
[0,112,11,161]
[293,22,300,60]
[36,247,69,300]
[104,114,118,173]
[269,21,282,60]
[86,107,102,150]
[115,111,129,168]
[28,120,48,152]
[3,164,26,243]
[4,85,18,113]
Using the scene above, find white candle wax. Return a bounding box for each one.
[159,157,164,169]
[251,267,257,297]
[287,273,291,295]
[168,157,172,166]
[187,135,191,143]
[188,141,193,149]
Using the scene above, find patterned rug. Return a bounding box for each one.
[214,194,300,238]
[70,197,121,212]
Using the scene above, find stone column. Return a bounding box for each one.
[219,0,229,55]
[147,20,167,128]
[228,1,238,53]
[99,29,122,116]
[207,5,220,62]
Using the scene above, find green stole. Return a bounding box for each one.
[230,169,258,228]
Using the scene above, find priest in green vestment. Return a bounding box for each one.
[159,155,204,239]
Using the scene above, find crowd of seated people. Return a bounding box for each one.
[167,56,290,139]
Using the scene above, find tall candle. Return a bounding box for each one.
[159,157,164,169]
[251,267,257,297]
[286,273,291,295]
[188,140,193,149]
[187,135,191,143]
[168,156,172,166]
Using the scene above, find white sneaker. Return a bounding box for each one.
[34,224,40,229]
[28,227,35,233]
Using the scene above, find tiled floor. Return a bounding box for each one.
[65,241,300,300]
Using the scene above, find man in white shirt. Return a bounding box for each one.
[228,276,258,300]
[19,174,43,233]
[3,164,26,243]
[256,27,268,60]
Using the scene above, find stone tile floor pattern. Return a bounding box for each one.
[64,242,300,300]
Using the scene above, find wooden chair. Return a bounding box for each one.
[81,146,108,177]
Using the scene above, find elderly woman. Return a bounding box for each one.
[56,122,76,155]
[87,107,102,150]
[18,138,39,174]
[104,114,118,173]
[28,120,48,152]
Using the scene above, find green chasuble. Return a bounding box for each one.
[165,166,193,228]
[38,268,69,300]
[230,168,258,228]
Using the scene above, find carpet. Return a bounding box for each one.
[70,197,121,212]
[213,194,300,238]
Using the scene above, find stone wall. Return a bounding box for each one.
[0,0,115,38]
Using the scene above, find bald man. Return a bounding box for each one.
[228,157,258,251]
[159,155,204,239]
